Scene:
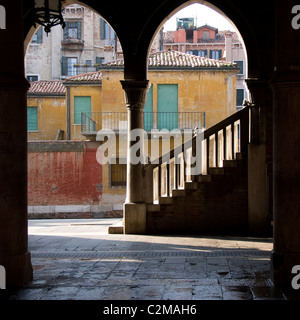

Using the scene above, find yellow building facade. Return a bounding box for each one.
[27,51,239,208]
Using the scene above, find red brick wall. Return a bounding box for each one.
[28,141,102,206]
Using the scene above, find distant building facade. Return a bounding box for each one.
[25,4,163,81]
[163,19,249,109]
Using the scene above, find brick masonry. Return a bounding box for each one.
[27,141,123,218]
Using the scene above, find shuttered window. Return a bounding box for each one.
[100,18,115,40]
[234,60,244,75]
[74,96,91,124]
[110,158,127,187]
[210,50,222,60]
[27,107,38,131]
[32,27,43,43]
[63,21,82,40]
[236,89,245,106]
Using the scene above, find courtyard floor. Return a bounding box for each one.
[1,219,300,304]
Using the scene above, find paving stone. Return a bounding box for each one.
[5,219,297,301]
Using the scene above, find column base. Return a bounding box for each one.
[123,203,146,234]
[0,252,33,287]
[271,251,300,289]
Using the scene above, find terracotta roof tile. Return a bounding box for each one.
[28,80,66,95]
[104,50,238,69]
[65,71,102,82]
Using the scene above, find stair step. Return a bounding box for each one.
[184,181,199,190]
[108,220,124,234]
[223,160,237,167]
[198,175,211,182]
[147,204,160,212]
[209,167,225,175]
[159,196,173,204]
[172,189,186,197]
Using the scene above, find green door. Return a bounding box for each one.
[144,85,153,131]
[74,96,91,125]
[157,84,178,130]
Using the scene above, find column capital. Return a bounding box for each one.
[120,80,150,109]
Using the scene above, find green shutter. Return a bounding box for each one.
[144,85,153,131]
[27,107,38,131]
[236,89,244,106]
[157,84,178,130]
[74,96,91,124]
[61,56,67,76]
[100,18,105,39]
[63,21,69,40]
[77,21,82,40]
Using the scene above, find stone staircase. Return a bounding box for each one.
[109,106,251,235]
[146,152,248,235]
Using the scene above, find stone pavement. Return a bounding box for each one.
[1,219,300,300]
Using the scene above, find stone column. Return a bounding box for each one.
[0,0,33,286]
[270,0,300,288]
[120,80,150,234]
[271,71,300,287]
[246,78,273,235]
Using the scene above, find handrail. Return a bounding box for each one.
[152,106,250,168]
[150,105,251,203]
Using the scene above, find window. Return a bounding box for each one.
[27,107,38,131]
[236,89,245,107]
[31,27,43,43]
[100,18,115,40]
[61,57,78,76]
[210,50,222,60]
[198,50,207,57]
[63,21,82,40]
[234,60,244,75]
[202,30,210,40]
[74,96,91,124]
[27,75,39,82]
[95,57,105,71]
[110,158,127,187]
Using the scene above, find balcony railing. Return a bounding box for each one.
[81,111,205,134]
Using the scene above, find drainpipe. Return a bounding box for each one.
[66,86,70,140]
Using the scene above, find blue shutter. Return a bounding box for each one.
[27,107,38,131]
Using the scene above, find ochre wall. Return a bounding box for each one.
[100,69,237,129]
[27,96,66,140]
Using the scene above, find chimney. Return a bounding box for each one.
[224,31,233,62]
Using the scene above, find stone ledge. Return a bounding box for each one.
[28,205,123,219]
